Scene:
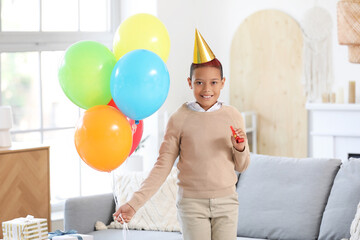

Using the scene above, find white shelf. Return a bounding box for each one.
[245,127,254,133]
[241,111,257,154]
[306,103,360,111]
[307,103,360,161]
[310,131,360,138]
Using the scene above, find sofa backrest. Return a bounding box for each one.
[318,157,360,240]
[235,154,341,240]
[65,193,115,233]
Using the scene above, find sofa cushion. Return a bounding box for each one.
[236,238,266,240]
[350,201,360,239]
[112,167,180,232]
[318,158,360,240]
[89,229,182,240]
[89,229,267,240]
[236,154,341,240]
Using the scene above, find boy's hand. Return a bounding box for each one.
[113,203,136,224]
[231,127,246,152]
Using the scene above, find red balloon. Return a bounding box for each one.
[108,99,144,156]
[128,119,144,156]
[108,99,118,109]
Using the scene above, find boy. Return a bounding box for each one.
[114,29,250,240]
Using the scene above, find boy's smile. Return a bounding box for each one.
[187,66,225,111]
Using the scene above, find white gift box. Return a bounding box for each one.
[2,215,48,240]
[51,234,93,240]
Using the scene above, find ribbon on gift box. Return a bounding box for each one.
[25,215,34,222]
[15,215,34,239]
[48,230,83,240]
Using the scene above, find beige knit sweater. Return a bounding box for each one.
[127,103,250,211]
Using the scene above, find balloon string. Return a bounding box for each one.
[131,124,137,134]
[119,213,129,240]
[111,170,129,240]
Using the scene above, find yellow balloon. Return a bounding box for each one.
[113,13,170,62]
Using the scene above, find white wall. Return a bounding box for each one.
[119,0,360,163]
[120,0,157,21]
[157,0,360,116]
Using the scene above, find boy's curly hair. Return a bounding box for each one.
[189,58,223,80]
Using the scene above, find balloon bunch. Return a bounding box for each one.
[58,14,170,172]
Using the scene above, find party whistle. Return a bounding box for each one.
[230,126,244,143]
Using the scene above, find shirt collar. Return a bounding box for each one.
[186,101,223,112]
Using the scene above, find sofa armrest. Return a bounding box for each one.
[64,193,115,234]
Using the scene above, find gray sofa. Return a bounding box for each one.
[65,154,360,240]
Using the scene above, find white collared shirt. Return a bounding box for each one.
[187,101,223,112]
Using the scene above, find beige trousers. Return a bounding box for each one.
[176,193,239,240]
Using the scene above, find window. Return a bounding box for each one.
[0,0,121,204]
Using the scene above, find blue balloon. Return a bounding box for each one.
[110,49,170,120]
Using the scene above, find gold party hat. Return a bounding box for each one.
[193,29,215,64]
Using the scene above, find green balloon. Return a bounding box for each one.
[58,41,117,109]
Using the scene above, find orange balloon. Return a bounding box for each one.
[75,105,133,172]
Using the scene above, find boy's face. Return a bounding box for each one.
[187,66,225,111]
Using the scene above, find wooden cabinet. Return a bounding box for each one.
[306,103,360,161]
[0,143,50,238]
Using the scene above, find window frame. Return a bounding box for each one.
[0,0,121,201]
[0,0,120,51]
